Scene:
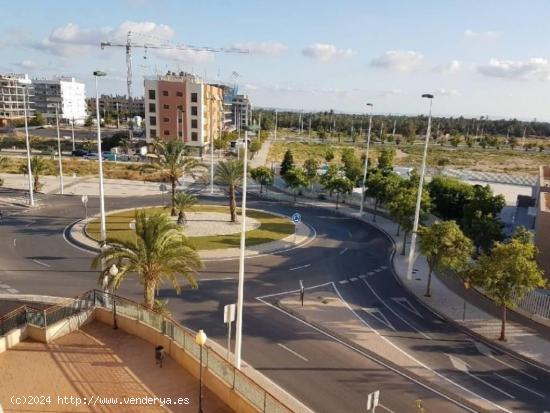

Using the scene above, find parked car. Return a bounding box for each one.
[72,149,88,157]
[84,152,99,160]
[102,152,117,161]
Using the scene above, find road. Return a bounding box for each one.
[0,188,549,412]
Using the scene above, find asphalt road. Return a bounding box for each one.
[1,188,549,413]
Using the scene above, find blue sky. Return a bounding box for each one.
[2,0,550,119]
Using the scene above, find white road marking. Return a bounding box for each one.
[367,271,375,275]
[380,265,388,270]
[290,264,311,271]
[379,404,397,413]
[13,239,16,247]
[256,294,480,413]
[339,280,349,284]
[32,259,51,268]
[7,288,19,294]
[339,248,348,255]
[349,277,358,282]
[474,342,538,380]
[493,373,545,398]
[358,275,367,279]
[200,277,236,282]
[374,268,382,272]
[256,282,334,300]
[362,307,396,331]
[363,280,431,340]
[277,343,309,362]
[0,284,10,289]
[390,297,424,319]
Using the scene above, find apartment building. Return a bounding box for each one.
[32,77,86,124]
[0,74,33,126]
[86,94,145,117]
[534,166,550,280]
[144,72,224,155]
[233,94,251,130]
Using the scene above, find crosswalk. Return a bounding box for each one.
[338,265,388,284]
[0,283,19,294]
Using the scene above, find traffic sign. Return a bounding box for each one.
[224,303,236,324]
[291,212,301,224]
[81,195,88,205]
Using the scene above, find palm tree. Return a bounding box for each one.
[173,191,197,225]
[147,140,201,216]
[19,156,49,192]
[215,159,243,222]
[92,210,202,309]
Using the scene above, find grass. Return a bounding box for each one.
[86,205,294,250]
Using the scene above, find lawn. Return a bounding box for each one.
[85,205,294,250]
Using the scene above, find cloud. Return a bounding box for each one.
[379,88,403,97]
[232,41,288,56]
[433,60,462,74]
[154,48,214,63]
[477,58,550,80]
[371,50,423,72]
[464,29,501,39]
[301,43,355,61]
[436,88,461,97]
[13,59,37,69]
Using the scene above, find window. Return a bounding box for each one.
[149,103,156,112]
[177,105,183,110]
[163,104,170,109]
[163,117,169,122]
[150,128,157,138]
[149,116,156,126]
[178,131,182,137]
[164,130,170,136]
[191,92,198,103]
[191,132,198,141]
[191,106,198,116]
[162,90,169,96]
[176,91,183,97]
[148,90,155,99]
[178,117,182,123]
[191,119,198,128]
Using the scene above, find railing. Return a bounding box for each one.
[513,289,550,320]
[0,306,27,336]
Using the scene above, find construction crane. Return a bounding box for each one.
[100,31,248,139]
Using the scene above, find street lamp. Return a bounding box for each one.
[406,93,434,281]
[18,76,34,207]
[359,103,374,216]
[195,329,208,413]
[55,104,64,194]
[93,70,107,246]
[109,264,119,329]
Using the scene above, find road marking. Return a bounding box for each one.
[339,280,349,284]
[339,248,348,255]
[358,275,367,279]
[474,342,538,380]
[493,373,545,398]
[7,288,19,294]
[349,277,358,282]
[290,264,311,271]
[256,282,334,300]
[367,271,375,275]
[200,277,236,282]
[390,297,424,319]
[32,259,51,268]
[363,280,431,340]
[379,404,397,413]
[374,268,382,272]
[277,343,309,362]
[0,284,9,289]
[256,294,480,413]
[362,307,396,331]
[380,265,388,270]
[13,239,16,247]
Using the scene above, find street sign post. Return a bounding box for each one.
[291,213,301,242]
[366,390,380,412]
[159,183,167,205]
[81,195,88,219]
[224,303,236,360]
[299,280,305,307]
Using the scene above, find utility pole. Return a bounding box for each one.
[116,102,120,129]
[274,109,278,141]
[360,103,374,215]
[392,119,397,140]
[18,77,34,207]
[55,105,64,195]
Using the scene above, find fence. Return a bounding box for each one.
[513,289,550,320]
[0,306,27,336]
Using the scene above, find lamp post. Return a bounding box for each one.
[109,264,119,329]
[235,131,248,370]
[359,103,374,215]
[55,104,64,194]
[18,77,34,207]
[93,71,107,246]
[406,94,434,281]
[274,109,278,141]
[195,329,207,413]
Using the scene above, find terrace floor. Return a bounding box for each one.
[0,321,232,412]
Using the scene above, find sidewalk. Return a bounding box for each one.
[260,185,550,369]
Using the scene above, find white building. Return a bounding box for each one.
[32,77,87,125]
[0,73,33,126]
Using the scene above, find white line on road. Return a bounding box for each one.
[7,288,19,294]
[368,271,375,275]
[469,373,515,399]
[474,342,538,380]
[379,404,397,413]
[256,282,334,300]
[358,275,367,279]
[13,239,16,247]
[290,264,311,271]
[339,280,349,284]
[200,277,236,282]
[349,277,358,282]
[277,343,309,362]
[493,373,545,398]
[0,284,9,289]
[339,248,348,255]
[32,259,51,268]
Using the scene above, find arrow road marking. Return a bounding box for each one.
[493,373,545,398]
[339,248,348,255]
[390,297,424,319]
[447,354,515,399]
[474,342,538,380]
[277,343,309,362]
[362,307,396,331]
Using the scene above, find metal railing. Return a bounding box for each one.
[513,289,550,320]
[0,306,27,336]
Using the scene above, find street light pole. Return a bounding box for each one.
[55,105,64,194]
[195,329,207,413]
[209,94,216,194]
[71,115,76,152]
[406,94,434,281]
[94,71,107,245]
[19,77,34,207]
[235,130,248,370]
[274,109,278,141]
[109,264,119,329]
[359,103,373,216]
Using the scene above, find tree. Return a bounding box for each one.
[148,140,200,216]
[249,139,262,156]
[303,158,319,188]
[428,176,474,221]
[366,171,403,221]
[418,221,473,297]
[29,111,46,126]
[92,210,202,309]
[468,229,545,341]
[250,166,274,193]
[215,159,243,222]
[280,149,294,176]
[84,115,93,127]
[340,148,362,185]
[19,156,49,192]
[324,176,353,208]
[283,168,309,201]
[324,148,334,162]
[377,148,395,175]
[173,192,197,225]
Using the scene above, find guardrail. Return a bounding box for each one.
[513,289,550,321]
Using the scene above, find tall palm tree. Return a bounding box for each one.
[92,210,202,309]
[148,140,201,216]
[173,191,197,225]
[19,156,49,192]
[215,159,243,222]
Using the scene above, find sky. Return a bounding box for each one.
[2,0,550,120]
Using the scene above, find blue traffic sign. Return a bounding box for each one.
[291,213,301,224]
